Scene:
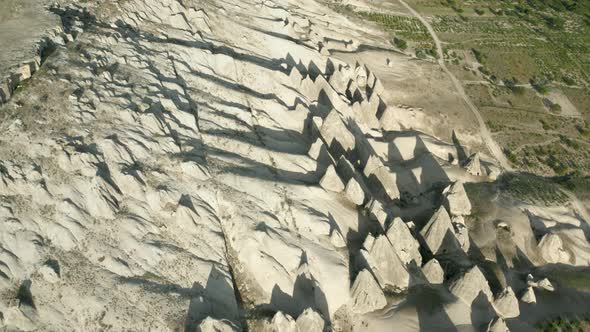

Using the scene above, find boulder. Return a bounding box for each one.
[349,269,387,314]
[520,287,536,304]
[344,178,365,205]
[197,317,239,332]
[538,278,554,292]
[422,259,444,284]
[295,308,324,332]
[420,206,463,256]
[487,317,510,332]
[538,233,570,264]
[266,312,297,332]
[386,217,422,265]
[493,287,520,318]
[443,182,472,217]
[449,266,493,304]
[360,235,409,292]
[320,165,344,193]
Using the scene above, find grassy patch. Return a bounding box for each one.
[499,173,568,205]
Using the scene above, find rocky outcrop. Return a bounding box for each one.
[319,165,344,192]
[296,309,325,332]
[463,153,484,177]
[449,266,493,304]
[422,259,444,284]
[420,206,463,256]
[487,317,510,332]
[345,178,365,205]
[367,199,388,229]
[360,235,409,292]
[520,287,536,304]
[538,278,555,292]
[493,287,520,318]
[197,317,239,332]
[349,269,387,314]
[538,233,570,264]
[266,312,297,332]
[443,181,472,217]
[386,217,422,266]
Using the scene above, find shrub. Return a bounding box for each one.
[543,15,565,29]
[531,77,550,94]
[549,103,562,113]
[393,37,407,50]
[562,75,576,85]
[472,48,485,63]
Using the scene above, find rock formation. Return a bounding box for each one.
[493,287,520,318]
[295,309,325,332]
[443,181,472,217]
[360,235,410,292]
[449,266,493,304]
[320,165,345,192]
[487,317,510,332]
[520,287,537,304]
[349,269,387,314]
[420,206,463,256]
[386,217,422,266]
[538,233,570,264]
[422,259,444,284]
[464,153,484,177]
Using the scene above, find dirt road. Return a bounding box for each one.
[397,0,513,171]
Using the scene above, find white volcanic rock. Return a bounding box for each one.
[308,138,325,160]
[449,266,493,304]
[361,235,409,292]
[266,312,297,332]
[464,153,484,177]
[197,317,239,332]
[487,317,510,332]
[493,287,520,318]
[538,278,555,292]
[420,206,463,255]
[443,181,472,217]
[296,308,325,332]
[368,199,388,229]
[320,165,345,193]
[454,224,470,253]
[349,269,387,314]
[38,263,60,284]
[452,215,466,227]
[330,229,347,248]
[422,259,444,284]
[345,177,365,205]
[320,110,355,156]
[520,287,536,304]
[538,233,570,264]
[386,217,422,266]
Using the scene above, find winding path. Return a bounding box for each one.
[397,0,512,171]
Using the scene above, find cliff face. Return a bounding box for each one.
[0,0,589,331]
